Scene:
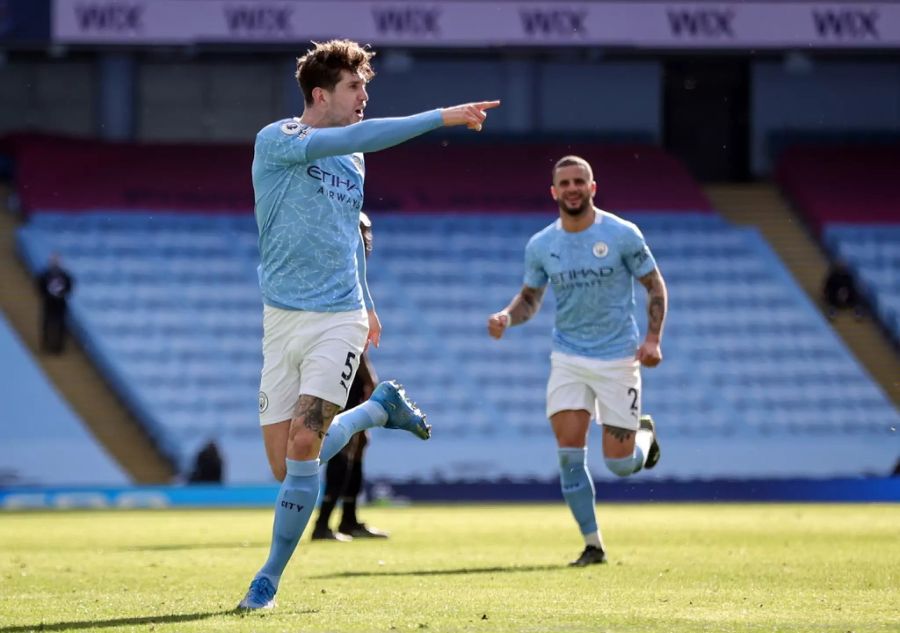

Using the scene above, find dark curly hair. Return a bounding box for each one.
[295,39,376,105]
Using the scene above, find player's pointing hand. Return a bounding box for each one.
[440,100,501,132]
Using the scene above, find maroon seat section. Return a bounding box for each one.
[776,145,900,233]
[364,142,711,212]
[6,134,254,214]
[5,134,710,214]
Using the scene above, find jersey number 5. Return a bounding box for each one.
[339,351,358,392]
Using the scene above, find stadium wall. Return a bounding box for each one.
[6,51,900,179]
[1,478,898,510]
[752,60,900,174]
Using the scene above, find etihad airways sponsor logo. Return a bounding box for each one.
[307,165,359,193]
[307,165,362,209]
[550,267,615,289]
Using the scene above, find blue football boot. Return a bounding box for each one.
[237,576,276,610]
[370,380,431,440]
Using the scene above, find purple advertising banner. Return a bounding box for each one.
[52,1,900,48]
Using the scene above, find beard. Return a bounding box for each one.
[559,196,592,217]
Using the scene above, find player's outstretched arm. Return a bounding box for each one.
[636,269,668,367]
[305,101,500,161]
[306,112,443,161]
[487,285,545,340]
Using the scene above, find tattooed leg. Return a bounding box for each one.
[245,393,342,601]
[602,424,654,477]
[602,424,636,457]
[288,394,342,461]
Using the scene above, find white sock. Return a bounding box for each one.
[584,531,603,548]
[635,428,653,467]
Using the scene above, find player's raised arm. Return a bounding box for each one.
[305,100,501,162]
[306,111,440,161]
[487,285,546,340]
[636,269,668,367]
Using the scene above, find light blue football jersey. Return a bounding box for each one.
[523,210,658,360]
[252,111,442,312]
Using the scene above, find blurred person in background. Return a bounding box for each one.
[188,440,224,483]
[36,253,74,354]
[487,156,667,568]
[238,39,500,610]
[823,259,864,320]
[312,212,388,541]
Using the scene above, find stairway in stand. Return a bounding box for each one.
[0,191,175,483]
[706,183,899,408]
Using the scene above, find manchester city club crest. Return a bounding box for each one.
[258,391,269,413]
[592,241,609,258]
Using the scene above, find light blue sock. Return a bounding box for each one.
[558,448,597,536]
[604,429,652,477]
[319,400,386,463]
[257,458,320,589]
[605,452,643,477]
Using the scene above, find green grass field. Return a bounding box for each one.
[0,503,897,633]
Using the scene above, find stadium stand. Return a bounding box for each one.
[0,312,127,486]
[4,134,253,214]
[776,144,900,342]
[6,135,709,214]
[825,225,900,342]
[17,211,899,482]
[775,145,900,232]
[363,142,711,212]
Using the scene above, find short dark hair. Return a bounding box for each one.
[552,155,593,184]
[295,40,376,105]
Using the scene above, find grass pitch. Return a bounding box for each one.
[0,503,897,632]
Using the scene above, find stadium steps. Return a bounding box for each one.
[706,183,900,408]
[0,196,175,483]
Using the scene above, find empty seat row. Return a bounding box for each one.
[16,211,899,469]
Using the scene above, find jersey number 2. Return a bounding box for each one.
[627,387,639,412]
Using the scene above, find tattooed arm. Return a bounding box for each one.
[487,285,546,340]
[636,268,668,367]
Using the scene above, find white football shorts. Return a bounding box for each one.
[258,305,368,425]
[546,351,642,431]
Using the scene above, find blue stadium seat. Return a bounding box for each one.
[825,224,900,343]
[17,211,899,475]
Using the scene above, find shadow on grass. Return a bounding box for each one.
[0,611,234,632]
[311,564,562,579]
[124,542,267,552]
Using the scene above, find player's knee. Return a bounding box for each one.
[271,463,287,483]
[287,429,321,461]
[604,456,636,478]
